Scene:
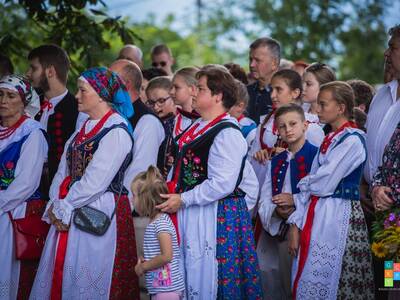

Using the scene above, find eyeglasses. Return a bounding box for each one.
[146,96,171,107]
[152,61,167,67]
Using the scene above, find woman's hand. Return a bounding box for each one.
[272,193,294,207]
[372,185,393,212]
[253,149,270,164]
[135,257,145,276]
[275,205,295,220]
[288,225,300,257]
[48,204,70,232]
[157,194,183,213]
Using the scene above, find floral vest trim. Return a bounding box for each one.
[172,121,245,196]
[66,123,133,194]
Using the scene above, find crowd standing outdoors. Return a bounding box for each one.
[0,23,399,300]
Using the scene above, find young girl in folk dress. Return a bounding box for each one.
[157,66,262,299]
[131,166,185,300]
[170,67,200,138]
[301,62,336,126]
[291,81,374,299]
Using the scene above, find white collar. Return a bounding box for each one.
[387,79,399,104]
[48,89,68,105]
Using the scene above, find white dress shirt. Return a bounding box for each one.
[365,79,400,183]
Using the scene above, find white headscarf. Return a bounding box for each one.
[0,75,40,117]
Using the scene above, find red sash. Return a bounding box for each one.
[50,176,71,300]
[50,110,114,300]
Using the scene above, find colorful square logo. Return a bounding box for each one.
[385,261,394,269]
[385,278,394,287]
[394,263,400,272]
[385,270,394,278]
[394,272,400,281]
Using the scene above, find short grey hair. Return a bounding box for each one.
[119,44,143,61]
[250,37,281,64]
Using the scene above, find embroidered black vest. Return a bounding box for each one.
[270,141,318,195]
[36,92,79,196]
[172,121,245,197]
[66,124,133,194]
[157,114,176,178]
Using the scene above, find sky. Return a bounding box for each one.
[102,0,400,62]
[105,0,400,31]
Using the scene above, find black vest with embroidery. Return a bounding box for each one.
[157,114,175,178]
[172,121,245,196]
[66,124,133,194]
[35,92,79,187]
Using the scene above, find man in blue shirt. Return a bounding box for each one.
[247,37,281,125]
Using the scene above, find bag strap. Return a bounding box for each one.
[110,180,124,220]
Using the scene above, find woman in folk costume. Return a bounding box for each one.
[0,75,47,299]
[157,66,262,300]
[291,82,374,299]
[30,67,140,300]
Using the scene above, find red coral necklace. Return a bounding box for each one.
[0,115,28,140]
[74,109,115,145]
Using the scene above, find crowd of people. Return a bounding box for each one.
[0,23,399,300]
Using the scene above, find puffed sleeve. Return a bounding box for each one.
[305,123,324,147]
[297,134,366,197]
[124,114,165,196]
[257,162,282,235]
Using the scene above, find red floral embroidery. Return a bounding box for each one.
[110,194,140,299]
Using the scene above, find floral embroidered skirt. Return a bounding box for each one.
[216,195,263,300]
[337,201,375,299]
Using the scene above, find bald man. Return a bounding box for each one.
[110,59,165,194]
[118,44,143,69]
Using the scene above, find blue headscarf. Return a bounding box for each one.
[80,67,134,132]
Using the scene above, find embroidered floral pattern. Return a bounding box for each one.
[0,161,15,188]
[110,194,140,300]
[337,201,375,299]
[182,149,205,187]
[296,155,307,180]
[372,121,400,204]
[216,196,263,299]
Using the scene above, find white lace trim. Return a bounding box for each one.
[52,199,74,225]
[296,200,351,299]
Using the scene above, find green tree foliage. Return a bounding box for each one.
[0,0,138,88]
[0,0,392,86]
[202,0,390,84]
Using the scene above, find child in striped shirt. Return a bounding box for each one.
[131,166,185,299]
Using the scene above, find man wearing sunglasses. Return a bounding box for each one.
[150,44,175,76]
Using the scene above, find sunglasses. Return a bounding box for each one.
[152,61,167,67]
[146,96,171,107]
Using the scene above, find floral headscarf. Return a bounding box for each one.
[0,75,40,117]
[79,67,134,131]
